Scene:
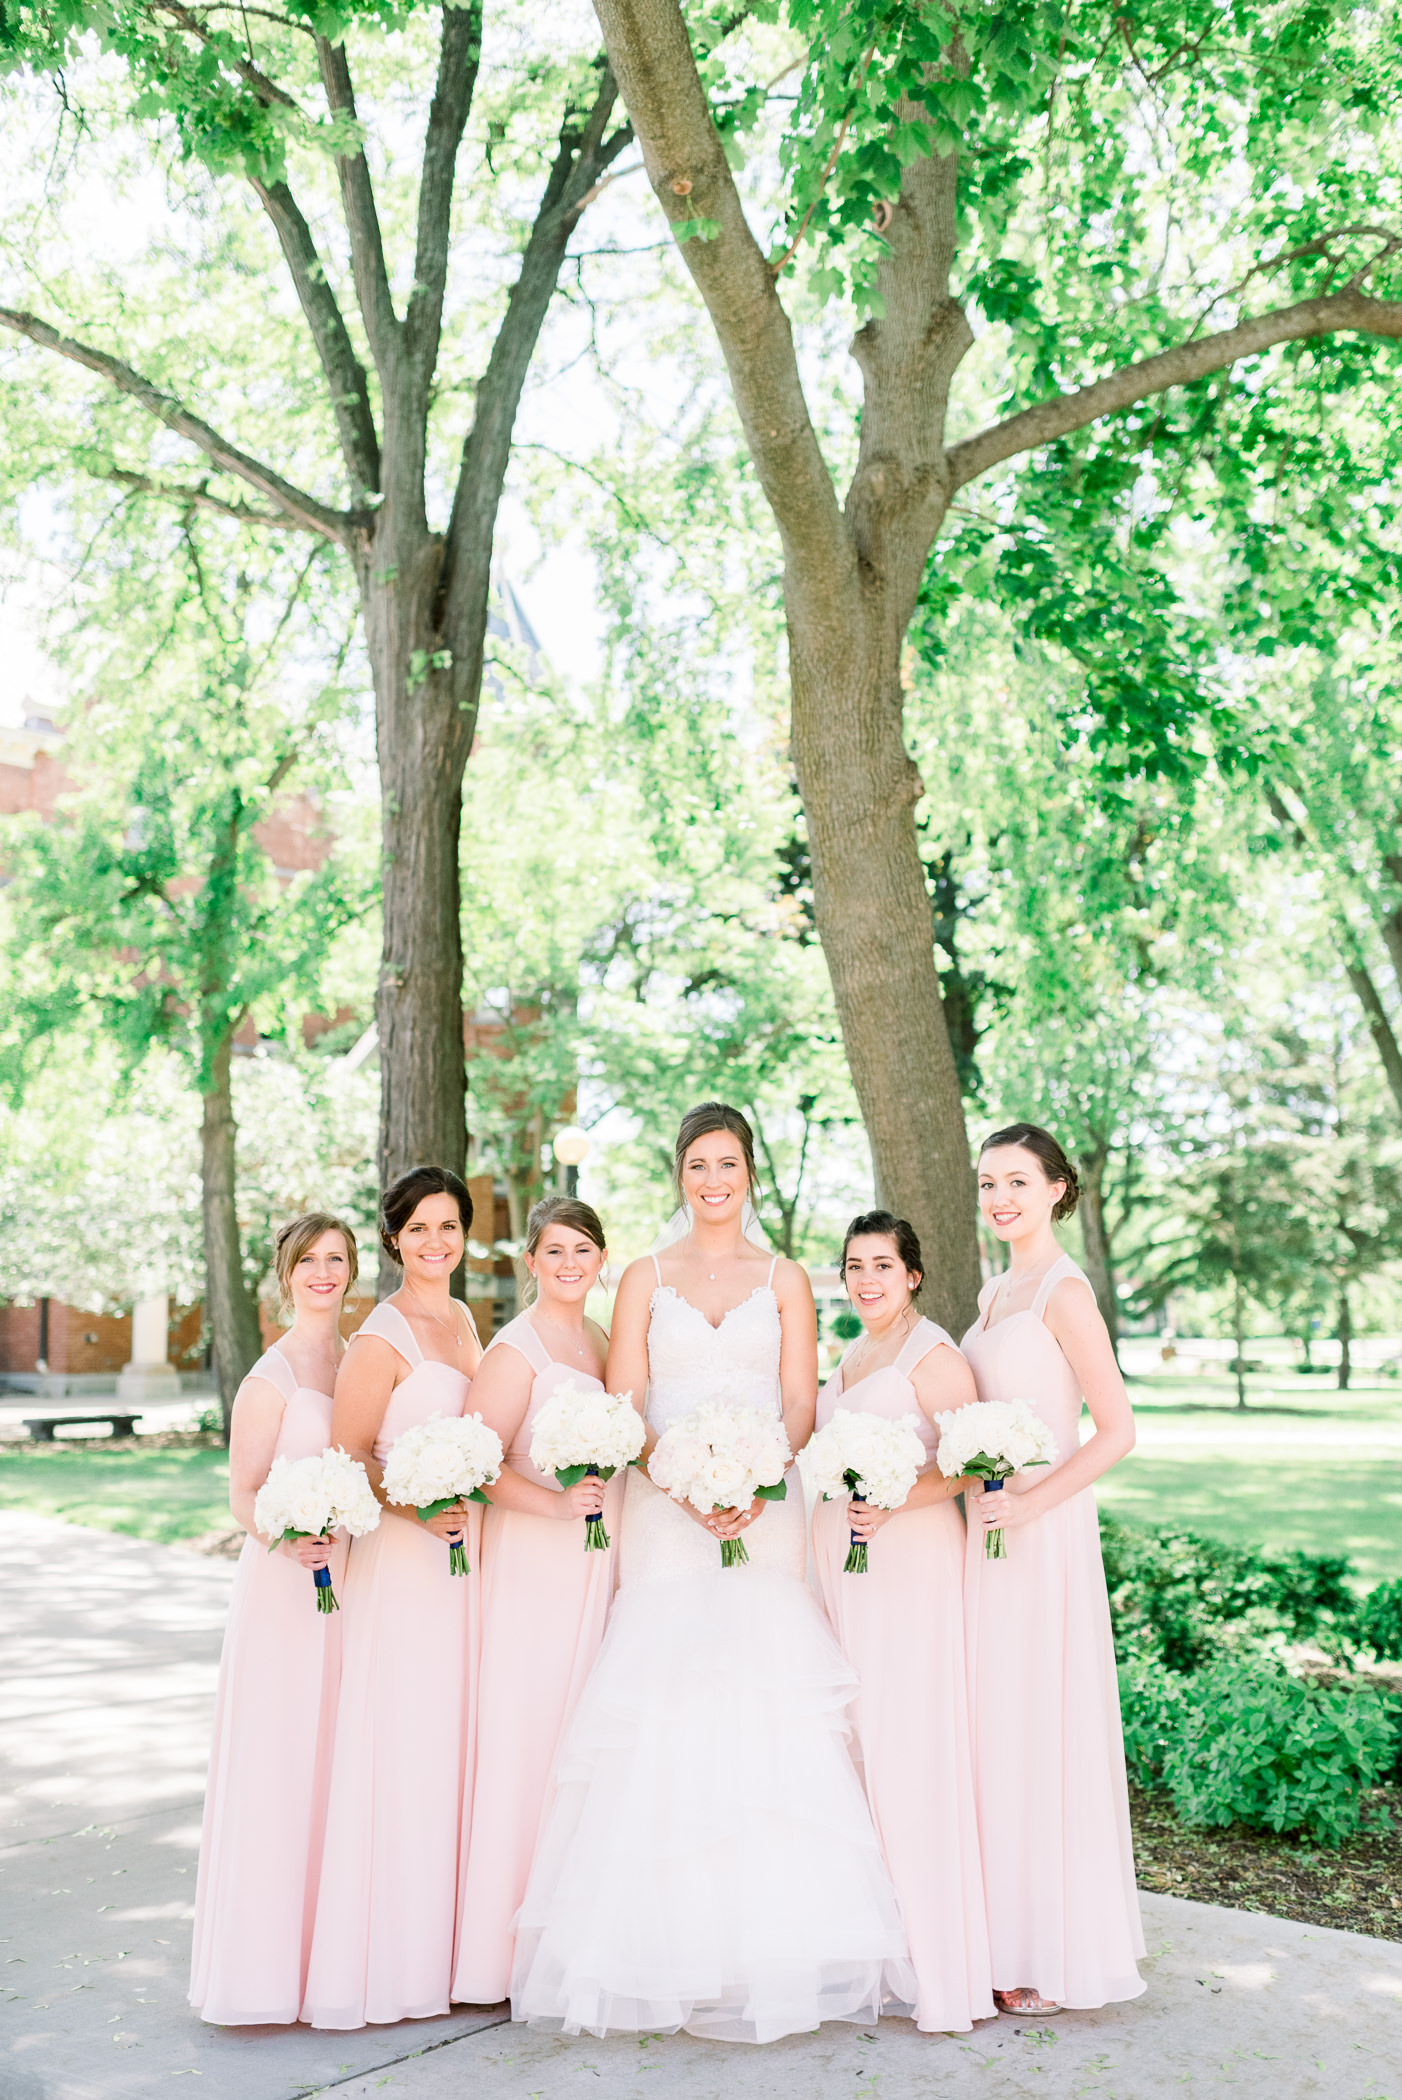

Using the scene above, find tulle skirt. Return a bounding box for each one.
[510,1472,915,2043]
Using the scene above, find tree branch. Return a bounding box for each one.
[405,2,483,386]
[948,289,1402,489]
[250,176,380,500]
[439,59,633,631]
[315,37,401,378]
[103,465,302,528]
[0,308,353,541]
[591,0,850,604]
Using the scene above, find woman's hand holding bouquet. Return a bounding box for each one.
[649,1403,791,1567]
[934,1397,1057,1558]
[529,1383,645,1551]
[253,1447,381,1612]
[798,1409,927,1572]
[380,1412,504,1574]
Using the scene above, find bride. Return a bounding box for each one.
[510,1102,915,2043]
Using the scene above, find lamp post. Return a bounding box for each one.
[552,1125,591,1197]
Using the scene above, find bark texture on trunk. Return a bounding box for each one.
[1077,1142,1120,1354]
[201,1034,264,1435]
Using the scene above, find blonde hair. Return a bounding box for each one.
[273,1211,359,1314]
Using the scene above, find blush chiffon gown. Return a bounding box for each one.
[189,1346,346,2025]
[452,1312,623,2005]
[961,1253,1145,2009]
[510,1257,915,2043]
[811,1317,994,2034]
[301,1301,481,2029]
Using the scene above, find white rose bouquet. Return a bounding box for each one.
[528,1382,645,1552]
[933,1397,1058,1558]
[648,1403,791,1568]
[380,1412,504,1574]
[798,1408,927,1573]
[253,1446,381,1613]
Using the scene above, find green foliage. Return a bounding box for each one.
[1359,1578,1402,1661]
[1119,1653,1396,1845]
[1100,1512,1358,1673]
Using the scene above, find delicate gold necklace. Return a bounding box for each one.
[532,1310,587,1359]
[847,1306,915,1377]
[412,1296,463,1349]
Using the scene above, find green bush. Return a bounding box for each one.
[1120,1655,1396,1846]
[1359,1578,1402,1661]
[1100,1514,1357,1672]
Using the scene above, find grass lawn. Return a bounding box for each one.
[1096,1356,1402,1587]
[0,1432,232,1545]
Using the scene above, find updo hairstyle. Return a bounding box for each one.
[840,1210,924,1302]
[379,1165,474,1263]
[274,1211,359,1314]
[671,1101,759,1201]
[522,1195,607,1306]
[979,1122,1081,1222]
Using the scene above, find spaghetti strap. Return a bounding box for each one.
[353,1299,425,1368]
[894,1316,956,1380]
[1031,1254,1088,1322]
[245,1344,297,1403]
[650,1253,663,1286]
[487,1311,551,1376]
[766,1255,779,1289]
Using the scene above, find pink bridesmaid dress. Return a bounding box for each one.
[301,1301,480,2029]
[961,1253,1145,2008]
[811,1317,993,2034]
[190,1345,345,2025]
[452,1313,623,2005]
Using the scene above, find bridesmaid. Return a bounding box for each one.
[963,1122,1143,2013]
[452,1196,621,2006]
[190,1211,358,2025]
[811,1211,993,2035]
[302,1166,484,2030]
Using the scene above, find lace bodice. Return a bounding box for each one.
[645,1258,782,1434]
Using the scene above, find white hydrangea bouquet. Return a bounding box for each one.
[528,1382,645,1552]
[380,1412,504,1575]
[648,1403,791,1568]
[253,1447,381,1613]
[934,1398,1057,1558]
[798,1408,927,1573]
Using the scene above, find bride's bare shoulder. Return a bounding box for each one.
[758,1250,814,1305]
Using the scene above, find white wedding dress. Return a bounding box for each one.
[509,1261,916,2043]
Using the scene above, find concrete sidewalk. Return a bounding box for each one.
[1,1511,1399,2100]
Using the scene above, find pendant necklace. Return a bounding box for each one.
[418,1300,462,1348]
[534,1310,586,1358]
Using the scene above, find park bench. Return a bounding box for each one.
[20,1410,141,1443]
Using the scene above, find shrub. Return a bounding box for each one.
[1120,1655,1396,1846]
[1100,1514,1357,1672]
[1359,1579,1402,1662]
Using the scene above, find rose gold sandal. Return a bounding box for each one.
[994,1988,1063,2015]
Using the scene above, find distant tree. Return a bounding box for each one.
[0,526,364,1424]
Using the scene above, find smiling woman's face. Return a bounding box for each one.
[842,1234,918,1328]
[396,1193,466,1280]
[680,1129,750,1226]
[977,1145,1065,1243]
[289,1229,351,1316]
[528,1225,604,1303]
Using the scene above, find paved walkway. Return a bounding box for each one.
[1,1511,1399,2100]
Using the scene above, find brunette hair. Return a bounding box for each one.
[671,1101,758,1201]
[379,1165,474,1263]
[274,1211,359,1313]
[979,1122,1081,1222]
[522,1195,607,1307]
[840,1210,924,1302]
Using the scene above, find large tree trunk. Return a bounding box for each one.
[1077,1141,1121,1355]
[363,548,473,1191]
[791,644,980,1329]
[1343,948,1402,1120]
[201,1033,264,1436]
